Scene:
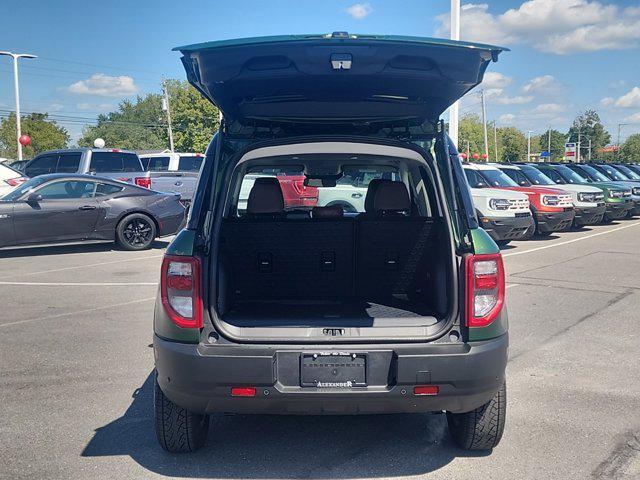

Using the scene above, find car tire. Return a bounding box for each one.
[446,382,506,451]
[154,374,209,453]
[116,213,157,251]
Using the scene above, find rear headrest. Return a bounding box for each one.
[364,178,385,213]
[312,205,344,219]
[246,177,284,214]
[372,181,411,213]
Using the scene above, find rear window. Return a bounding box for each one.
[178,155,203,172]
[146,156,171,171]
[90,152,142,172]
[25,154,58,177]
[56,153,82,173]
[95,183,124,196]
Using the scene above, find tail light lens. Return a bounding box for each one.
[160,255,203,329]
[465,253,505,327]
[135,177,151,189]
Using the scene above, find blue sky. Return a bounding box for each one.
[1,0,640,144]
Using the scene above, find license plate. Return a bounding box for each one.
[300,353,366,388]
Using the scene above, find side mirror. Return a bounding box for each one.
[27,193,42,204]
[519,181,528,186]
[475,182,485,188]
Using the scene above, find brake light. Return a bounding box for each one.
[465,253,505,327]
[135,177,151,188]
[414,385,439,396]
[160,255,203,329]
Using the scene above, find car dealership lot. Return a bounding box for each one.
[1,225,639,480]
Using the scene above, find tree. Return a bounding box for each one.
[567,110,611,160]
[539,129,566,160]
[458,114,485,158]
[620,134,640,162]
[0,113,70,158]
[498,127,527,162]
[78,80,220,153]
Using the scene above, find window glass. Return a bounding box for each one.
[95,183,124,196]
[502,168,531,186]
[178,155,203,172]
[573,165,609,182]
[614,164,640,180]
[36,180,96,199]
[56,153,82,173]
[25,154,58,177]
[598,165,628,181]
[122,153,142,172]
[520,166,556,185]
[477,169,518,188]
[146,156,171,171]
[1,176,49,201]
[90,152,123,172]
[464,169,486,188]
[554,166,590,184]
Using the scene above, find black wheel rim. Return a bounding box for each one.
[123,218,153,247]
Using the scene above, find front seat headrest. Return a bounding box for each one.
[312,205,344,218]
[246,177,284,214]
[373,181,411,213]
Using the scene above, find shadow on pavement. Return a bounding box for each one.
[0,240,170,258]
[82,372,488,478]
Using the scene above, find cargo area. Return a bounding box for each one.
[211,146,457,341]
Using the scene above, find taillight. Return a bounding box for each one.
[465,253,505,328]
[5,177,26,187]
[160,255,203,329]
[135,177,151,188]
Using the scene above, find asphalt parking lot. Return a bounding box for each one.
[1,223,640,480]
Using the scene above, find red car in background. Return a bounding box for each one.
[277,174,318,207]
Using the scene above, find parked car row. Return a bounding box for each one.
[460,161,638,244]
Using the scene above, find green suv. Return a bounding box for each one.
[153,34,509,453]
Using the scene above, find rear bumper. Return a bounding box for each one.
[605,200,634,220]
[573,203,606,226]
[478,214,531,241]
[154,333,508,415]
[535,209,575,232]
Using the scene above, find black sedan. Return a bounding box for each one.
[0,174,185,251]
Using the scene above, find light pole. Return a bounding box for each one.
[448,0,461,147]
[0,51,37,160]
[527,130,533,161]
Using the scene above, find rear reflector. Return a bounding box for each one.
[414,385,439,396]
[135,177,151,188]
[231,387,256,397]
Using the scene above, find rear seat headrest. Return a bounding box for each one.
[247,177,284,214]
[373,181,411,213]
[364,178,385,213]
[312,205,344,218]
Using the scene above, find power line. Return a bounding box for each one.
[36,56,165,76]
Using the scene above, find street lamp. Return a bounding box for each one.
[0,51,37,161]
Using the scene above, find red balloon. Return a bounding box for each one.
[459,152,468,159]
[482,153,488,159]
[19,134,30,146]
[472,153,480,159]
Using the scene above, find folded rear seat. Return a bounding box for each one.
[221,178,354,301]
[356,180,435,300]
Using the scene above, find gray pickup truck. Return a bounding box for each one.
[24,148,152,187]
[138,152,203,206]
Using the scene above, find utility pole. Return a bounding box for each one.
[527,130,532,162]
[588,138,592,161]
[162,80,175,153]
[493,121,498,162]
[0,51,37,160]
[480,90,489,161]
[577,129,581,163]
[547,126,551,158]
[448,0,461,147]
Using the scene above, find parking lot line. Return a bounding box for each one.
[0,281,157,286]
[0,296,157,328]
[14,254,164,277]
[503,221,640,258]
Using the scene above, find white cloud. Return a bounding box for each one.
[530,103,565,115]
[601,97,615,107]
[614,87,640,108]
[68,74,138,97]
[77,102,113,111]
[499,113,516,124]
[481,72,512,89]
[522,75,562,95]
[624,112,640,122]
[346,3,372,19]
[436,0,640,54]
